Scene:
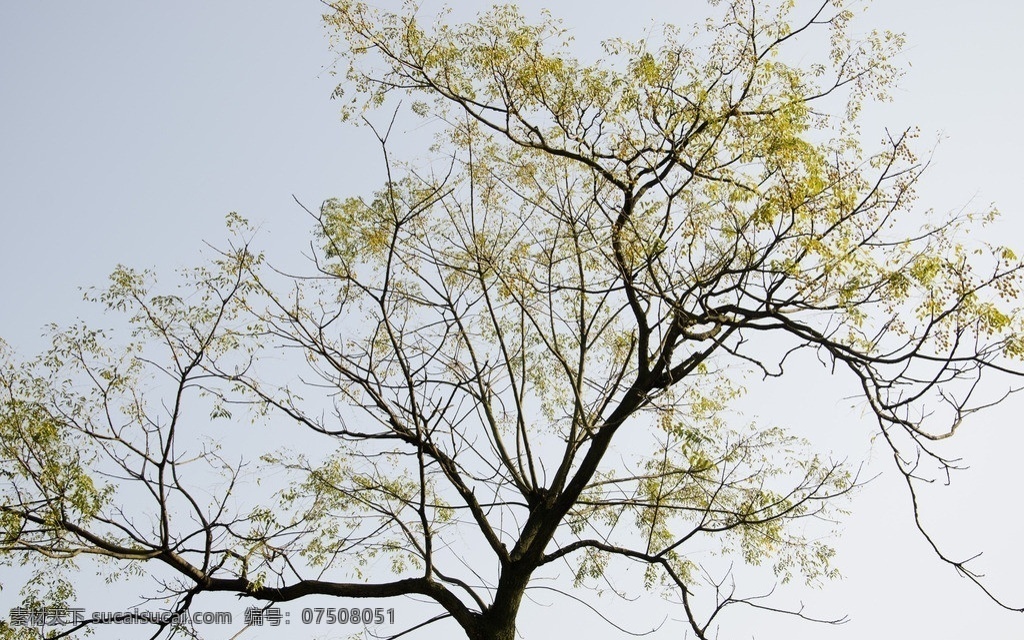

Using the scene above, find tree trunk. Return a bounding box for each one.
[467,564,529,640]
[471,620,517,640]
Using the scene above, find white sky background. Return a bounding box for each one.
[1,1,1023,638]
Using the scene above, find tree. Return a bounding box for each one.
[2,1,1022,638]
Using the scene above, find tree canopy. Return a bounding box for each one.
[2,1,1022,639]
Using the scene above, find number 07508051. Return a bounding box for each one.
[299,607,394,625]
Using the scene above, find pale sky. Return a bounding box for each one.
[1,2,1023,638]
